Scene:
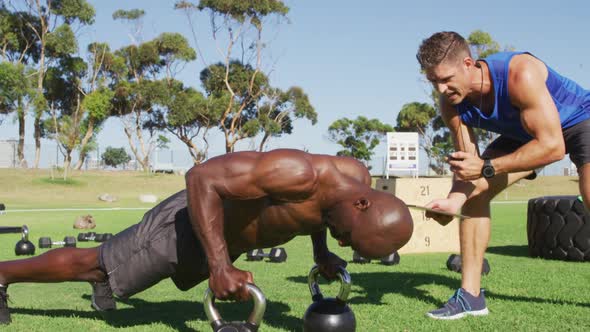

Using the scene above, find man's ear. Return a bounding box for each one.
[463,56,475,69]
[354,198,371,211]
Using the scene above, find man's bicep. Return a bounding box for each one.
[510,63,562,141]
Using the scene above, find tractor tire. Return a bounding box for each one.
[527,195,590,261]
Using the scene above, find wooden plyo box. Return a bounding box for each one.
[375,177,460,254]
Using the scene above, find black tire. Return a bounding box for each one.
[527,195,590,261]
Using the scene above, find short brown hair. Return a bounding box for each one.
[416,31,471,70]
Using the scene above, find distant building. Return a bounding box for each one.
[0,140,17,168]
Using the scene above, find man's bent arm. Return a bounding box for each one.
[185,168,232,273]
[185,150,318,273]
[489,55,565,174]
[440,97,479,201]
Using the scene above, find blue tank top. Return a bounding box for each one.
[457,51,590,142]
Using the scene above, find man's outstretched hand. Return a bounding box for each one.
[424,198,463,226]
[208,265,254,301]
[315,251,347,281]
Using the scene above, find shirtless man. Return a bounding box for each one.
[0,149,413,324]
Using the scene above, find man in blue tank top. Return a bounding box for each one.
[415,31,590,320]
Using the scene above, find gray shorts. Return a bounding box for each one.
[485,118,590,175]
[99,190,211,298]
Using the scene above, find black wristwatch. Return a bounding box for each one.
[481,158,495,178]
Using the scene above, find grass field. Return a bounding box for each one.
[1,169,589,331]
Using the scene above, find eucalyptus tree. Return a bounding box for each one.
[4,0,95,168]
[0,5,40,166]
[175,1,318,153]
[257,86,317,151]
[0,62,35,166]
[109,32,196,170]
[328,116,394,168]
[41,41,118,176]
[147,79,221,164]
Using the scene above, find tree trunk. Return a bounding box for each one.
[63,150,71,181]
[34,3,47,169]
[74,119,95,170]
[33,116,41,168]
[258,132,271,152]
[123,124,150,172]
[17,107,26,167]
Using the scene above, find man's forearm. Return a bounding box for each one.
[311,230,329,259]
[448,177,476,204]
[492,139,563,175]
[185,171,232,272]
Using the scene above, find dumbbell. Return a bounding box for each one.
[446,254,490,275]
[39,236,77,249]
[245,248,287,263]
[0,203,5,215]
[353,251,400,265]
[77,232,113,242]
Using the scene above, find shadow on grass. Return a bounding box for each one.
[12,296,300,331]
[289,271,457,306]
[287,271,590,309]
[487,245,530,257]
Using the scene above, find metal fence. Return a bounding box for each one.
[0,140,578,177]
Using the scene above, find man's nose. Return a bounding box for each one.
[435,82,447,94]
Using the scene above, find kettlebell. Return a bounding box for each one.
[203,283,266,332]
[14,225,35,256]
[303,265,356,332]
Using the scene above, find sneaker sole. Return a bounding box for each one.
[426,308,489,320]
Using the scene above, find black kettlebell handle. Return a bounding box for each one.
[307,265,351,302]
[203,283,266,331]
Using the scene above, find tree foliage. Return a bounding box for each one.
[110,30,197,170]
[0,7,42,63]
[101,146,131,168]
[197,0,289,29]
[0,61,35,164]
[257,86,317,151]
[112,9,145,21]
[3,0,96,168]
[328,116,393,168]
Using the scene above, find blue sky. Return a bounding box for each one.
[2,0,589,172]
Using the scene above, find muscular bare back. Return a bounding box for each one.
[216,152,372,253]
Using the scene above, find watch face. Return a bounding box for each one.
[483,166,495,178]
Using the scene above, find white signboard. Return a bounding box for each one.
[0,140,16,168]
[386,132,419,178]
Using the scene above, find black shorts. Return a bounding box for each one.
[485,118,590,174]
[98,190,211,298]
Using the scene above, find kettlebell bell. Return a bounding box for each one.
[14,225,35,256]
[203,283,266,332]
[303,265,356,332]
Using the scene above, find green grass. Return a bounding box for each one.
[1,170,589,331]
